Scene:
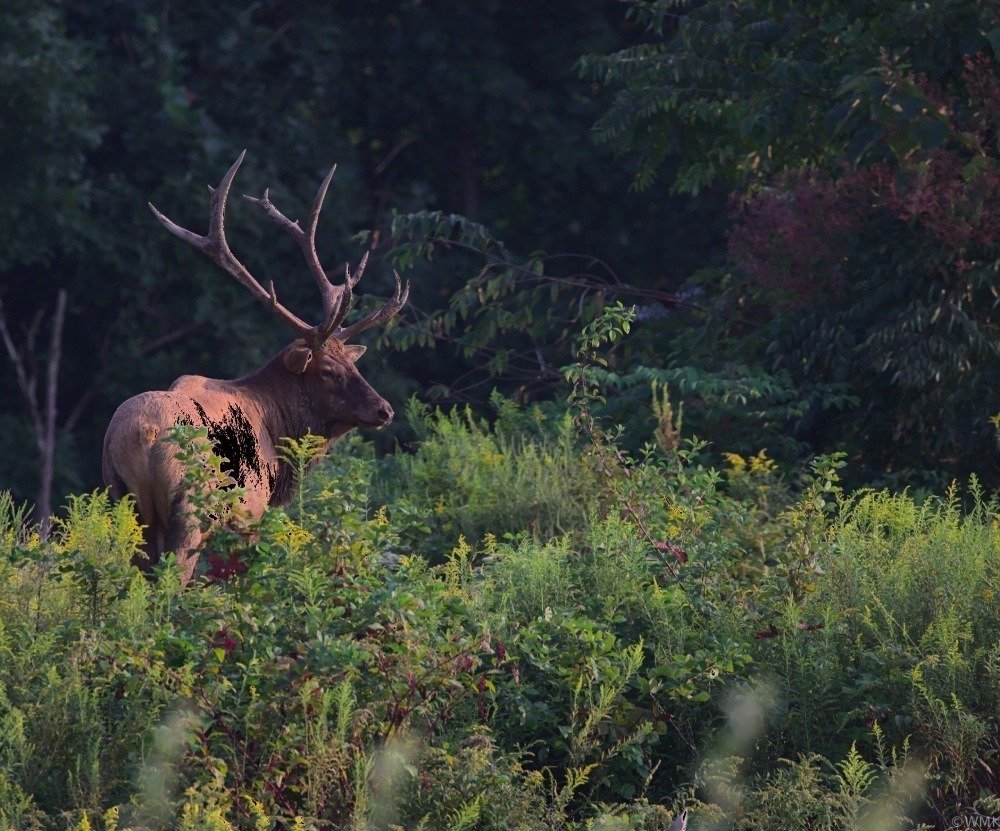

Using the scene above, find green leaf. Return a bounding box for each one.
[986,25,1000,59]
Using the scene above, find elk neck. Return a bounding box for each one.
[228,348,332,446]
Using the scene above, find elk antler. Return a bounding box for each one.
[149,151,409,349]
[243,168,410,344]
[332,266,409,342]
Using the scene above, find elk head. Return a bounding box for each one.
[148,151,408,432]
[287,338,394,436]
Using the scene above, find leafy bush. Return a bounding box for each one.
[374,392,594,559]
[817,486,999,798]
[0,311,995,828]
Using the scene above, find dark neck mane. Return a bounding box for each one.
[230,346,333,507]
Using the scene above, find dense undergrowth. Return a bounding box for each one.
[0,310,997,830]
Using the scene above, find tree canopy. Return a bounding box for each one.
[0,1,721,513]
[3,0,1000,515]
[579,0,1000,486]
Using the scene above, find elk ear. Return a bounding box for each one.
[283,343,314,375]
[343,344,367,363]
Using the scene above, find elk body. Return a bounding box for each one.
[103,152,408,583]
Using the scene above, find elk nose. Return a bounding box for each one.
[377,405,393,425]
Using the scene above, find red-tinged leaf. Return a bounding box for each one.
[754,624,780,639]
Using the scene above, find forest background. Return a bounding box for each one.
[4,0,1000,515]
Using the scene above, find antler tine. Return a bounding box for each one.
[307,164,337,246]
[149,151,314,339]
[314,252,370,342]
[334,269,411,342]
[207,150,245,239]
[243,164,342,322]
[348,250,368,288]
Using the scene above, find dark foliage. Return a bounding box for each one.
[0,1,726,520]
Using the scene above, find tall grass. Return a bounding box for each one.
[0,316,994,826]
[374,394,594,559]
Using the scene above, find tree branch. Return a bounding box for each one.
[0,290,68,537]
[0,294,43,429]
[37,290,67,536]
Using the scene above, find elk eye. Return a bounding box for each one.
[322,369,335,379]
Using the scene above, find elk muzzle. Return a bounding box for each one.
[362,398,393,428]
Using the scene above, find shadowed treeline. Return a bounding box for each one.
[5,2,1000,530]
[0,1,724,524]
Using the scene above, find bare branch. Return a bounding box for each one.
[36,289,67,537]
[0,294,42,429]
[0,290,67,537]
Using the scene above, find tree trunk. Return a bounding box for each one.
[0,289,68,537]
[35,289,67,537]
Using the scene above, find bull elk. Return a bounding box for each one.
[103,152,408,583]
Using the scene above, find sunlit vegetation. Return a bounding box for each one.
[0,311,995,829]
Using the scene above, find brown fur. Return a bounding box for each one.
[103,338,390,583]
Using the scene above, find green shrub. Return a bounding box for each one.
[0,312,995,827]
[375,393,594,559]
[686,739,931,831]
[819,486,999,801]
